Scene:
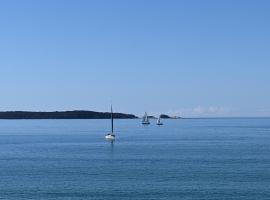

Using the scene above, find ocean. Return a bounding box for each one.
[0,118,269,199]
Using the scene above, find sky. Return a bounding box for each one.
[0,0,270,117]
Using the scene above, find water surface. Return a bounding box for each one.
[0,118,270,199]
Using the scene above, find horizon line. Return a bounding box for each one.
[0,110,269,119]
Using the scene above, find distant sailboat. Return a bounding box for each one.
[105,105,115,140]
[156,115,163,126]
[142,112,150,125]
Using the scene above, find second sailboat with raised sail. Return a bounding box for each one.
[142,112,150,125]
[105,105,115,140]
[157,115,163,126]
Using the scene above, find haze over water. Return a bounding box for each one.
[0,118,269,199]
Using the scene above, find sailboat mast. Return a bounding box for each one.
[111,105,114,133]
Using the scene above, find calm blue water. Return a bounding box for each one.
[0,118,270,200]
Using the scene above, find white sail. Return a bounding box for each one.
[142,112,150,124]
[157,115,163,125]
[145,114,149,123]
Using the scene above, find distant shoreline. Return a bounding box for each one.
[0,111,268,120]
[182,117,270,119]
[0,111,137,119]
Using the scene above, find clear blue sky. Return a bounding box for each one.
[0,0,270,117]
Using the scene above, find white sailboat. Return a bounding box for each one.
[105,105,115,140]
[142,112,150,125]
[156,115,163,126]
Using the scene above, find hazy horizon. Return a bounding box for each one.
[1,0,270,117]
[0,109,270,119]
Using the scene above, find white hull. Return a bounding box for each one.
[105,133,115,140]
[142,122,150,125]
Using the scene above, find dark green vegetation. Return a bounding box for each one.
[148,116,156,119]
[160,114,171,119]
[0,111,137,119]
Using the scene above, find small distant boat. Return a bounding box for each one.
[142,112,150,125]
[157,116,163,126]
[105,105,115,140]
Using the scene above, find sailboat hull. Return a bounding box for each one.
[105,133,115,140]
[142,122,150,125]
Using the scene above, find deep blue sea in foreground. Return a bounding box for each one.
[0,118,270,200]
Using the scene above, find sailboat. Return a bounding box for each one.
[105,105,115,140]
[142,112,150,125]
[156,115,163,126]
